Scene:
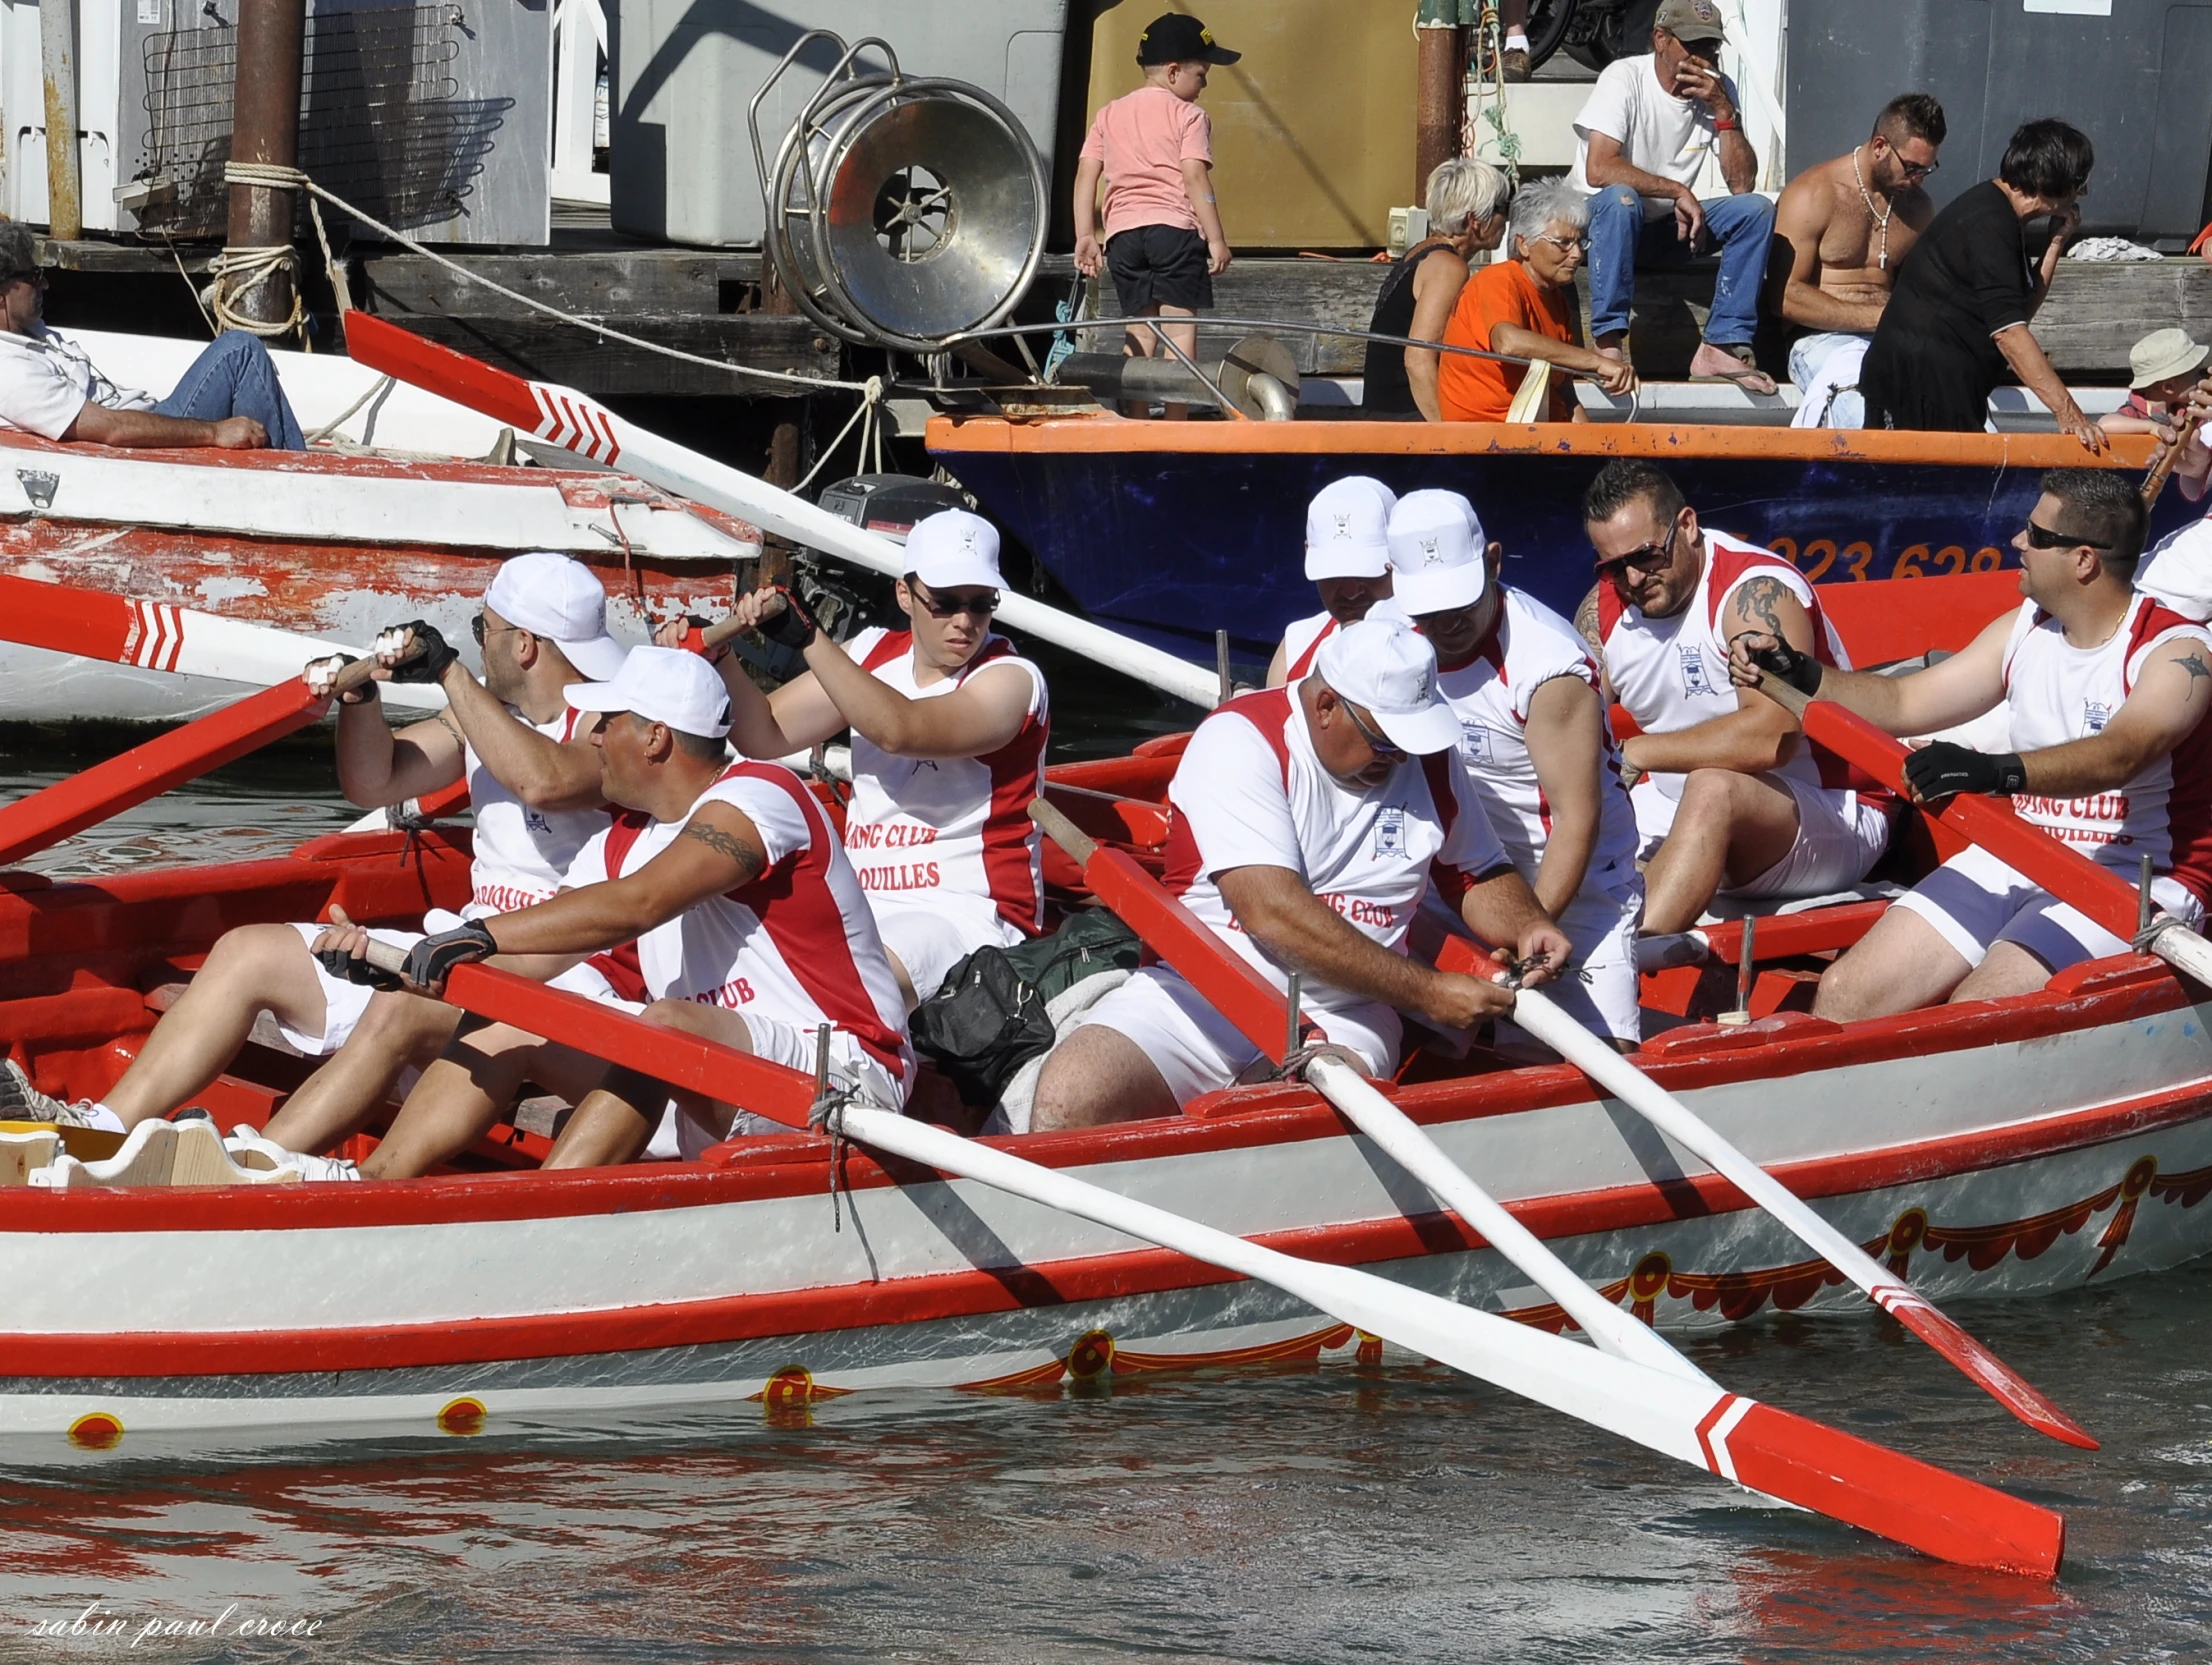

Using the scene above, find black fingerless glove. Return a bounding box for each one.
[317,942,401,990]
[757,585,822,651]
[1903,741,2028,803]
[401,919,499,988]
[1749,637,1822,697]
[384,621,458,684]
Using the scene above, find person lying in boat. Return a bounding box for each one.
[0,554,624,1172]
[1031,616,1571,1128]
[1767,93,1946,430]
[1386,490,1643,1053]
[1733,468,2212,1018]
[313,647,913,1178]
[663,509,1049,1008]
[1266,476,1399,687]
[0,224,306,452]
[1573,459,1891,937]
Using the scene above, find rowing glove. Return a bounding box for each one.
[1903,741,2027,802]
[401,919,499,989]
[758,586,822,650]
[676,615,733,664]
[1747,637,1822,696]
[317,941,402,991]
[378,620,459,684]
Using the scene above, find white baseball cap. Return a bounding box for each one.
[565,645,732,740]
[484,552,628,681]
[1304,476,1397,581]
[1386,489,1489,616]
[1313,615,1461,755]
[904,508,1006,592]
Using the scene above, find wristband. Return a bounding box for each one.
[1712,117,1740,132]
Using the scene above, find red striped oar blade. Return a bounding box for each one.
[0,680,326,867]
[343,313,622,463]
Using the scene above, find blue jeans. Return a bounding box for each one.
[154,331,305,450]
[1585,186,1775,349]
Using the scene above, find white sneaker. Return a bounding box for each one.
[224,1126,361,1183]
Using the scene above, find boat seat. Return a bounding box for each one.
[1694,882,1904,925]
[28,1118,299,1188]
[0,1127,59,1185]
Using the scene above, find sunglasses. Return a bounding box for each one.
[910,582,1000,619]
[471,613,524,645]
[1594,521,1679,582]
[1898,157,1940,181]
[2019,519,2110,552]
[1341,700,1406,764]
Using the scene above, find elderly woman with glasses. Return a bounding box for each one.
[1361,158,1512,420]
[1437,179,1638,424]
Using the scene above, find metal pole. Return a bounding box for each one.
[38,0,81,241]
[1413,15,1463,204]
[225,0,307,329]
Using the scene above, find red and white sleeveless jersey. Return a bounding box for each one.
[840,627,1049,936]
[1431,586,1640,884]
[1598,529,1857,797]
[1279,611,1339,682]
[1162,686,1511,1025]
[563,762,913,1085]
[464,705,609,917]
[2001,594,2212,903]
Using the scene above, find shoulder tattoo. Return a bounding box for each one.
[2179,651,2212,687]
[1732,575,1795,641]
[1573,585,1602,648]
[684,817,766,884]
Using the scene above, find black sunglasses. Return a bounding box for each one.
[910,582,1000,619]
[1594,521,1679,582]
[471,613,524,645]
[2019,519,2110,552]
[1341,700,1406,763]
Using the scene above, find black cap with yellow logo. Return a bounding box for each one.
[1137,13,1241,66]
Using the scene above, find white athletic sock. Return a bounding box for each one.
[1505,30,1531,50]
[83,1102,125,1134]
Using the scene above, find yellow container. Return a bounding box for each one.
[1081,1,1415,250]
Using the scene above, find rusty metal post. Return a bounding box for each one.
[1414,2,1466,205]
[755,257,804,585]
[38,0,82,240]
[224,0,308,329]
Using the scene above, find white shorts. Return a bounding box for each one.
[870,895,1025,1004]
[672,1011,908,1157]
[278,916,447,1056]
[1893,844,2206,974]
[1788,331,1870,429]
[1066,964,1397,1109]
[1731,778,1891,901]
[1417,870,1643,1047]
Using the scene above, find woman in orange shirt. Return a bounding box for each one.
[1437,179,1638,423]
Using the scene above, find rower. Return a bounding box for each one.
[1574,458,1890,937]
[1733,469,2212,1018]
[1386,489,1644,1052]
[1032,616,1571,1127]
[1265,476,1399,688]
[674,508,1048,1008]
[324,647,913,1177]
[0,553,624,1168]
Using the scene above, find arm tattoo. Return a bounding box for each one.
[436,711,466,751]
[684,818,766,884]
[2180,652,2212,686]
[1573,584,1603,651]
[1732,575,1795,642]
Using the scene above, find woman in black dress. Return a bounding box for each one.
[1860,118,2104,450]
[1362,159,1511,420]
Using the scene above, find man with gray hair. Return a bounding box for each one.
[1361,157,1511,419]
[1439,178,1636,422]
[0,223,303,450]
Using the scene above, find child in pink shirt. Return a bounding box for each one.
[1073,13,1237,406]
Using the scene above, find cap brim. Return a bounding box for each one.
[1305,545,1390,581]
[562,678,629,714]
[559,633,629,683]
[911,558,1006,592]
[1391,566,1485,616]
[1372,699,1464,756]
[1200,45,1240,62]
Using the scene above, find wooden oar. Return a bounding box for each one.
[355,939,2063,1577]
[1025,800,1709,1384]
[340,312,1223,711]
[2143,408,2206,507]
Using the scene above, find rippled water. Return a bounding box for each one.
[2,710,2210,1661]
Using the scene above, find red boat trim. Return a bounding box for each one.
[4,1072,2206,1378]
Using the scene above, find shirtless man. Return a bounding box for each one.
[684,508,1048,1007]
[1732,470,2212,1017]
[1768,94,1946,429]
[0,554,623,1171]
[1267,476,1399,687]
[1574,459,1889,936]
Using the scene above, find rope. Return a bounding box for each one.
[209,244,303,341]
[221,161,867,394]
[1465,1,1523,187]
[792,375,885,494]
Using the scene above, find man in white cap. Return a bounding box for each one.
[1266,476,1399,688]
[677,508,1049,1006]
[1032,615,1571,1127]
[1386,489,1645,1051]
[0,553,627,1168]
[323,646,913,1178]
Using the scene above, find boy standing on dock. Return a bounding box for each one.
[1072,13,1238,411]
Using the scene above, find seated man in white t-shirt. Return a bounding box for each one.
[671,509,1048,1008]
[1569,0,1776,393]
[0,554,623,1172]
[1032,617,1571,1127]
[1265,475,1398,687]
[0,223,303,450]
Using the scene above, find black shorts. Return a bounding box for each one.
[1105,224,1214,314]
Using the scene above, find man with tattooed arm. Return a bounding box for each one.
[1574,459,1892,935]
[1733,470,2212,1017]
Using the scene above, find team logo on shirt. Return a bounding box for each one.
[525,809,551,834]
[1679,645,1715,698]
[1459,721,1496,765]
[2083,699,2112,734]
[1373,806,1407,858]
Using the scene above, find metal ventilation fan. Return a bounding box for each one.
[751,32,1048,356]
